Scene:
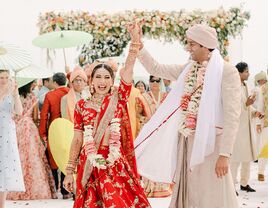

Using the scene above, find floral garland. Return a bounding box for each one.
[84,118,121,169]
[179,61,208,136]
[37,6,250,64]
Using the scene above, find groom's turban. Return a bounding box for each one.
[186,24,218,49]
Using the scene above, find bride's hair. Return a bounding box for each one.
[91,63,115,80]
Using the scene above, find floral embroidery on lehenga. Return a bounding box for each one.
[73,80,151,208]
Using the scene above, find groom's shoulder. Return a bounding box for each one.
[223,61,238,76]
[222,61,240,87]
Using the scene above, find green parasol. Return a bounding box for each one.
[32,30,93,68]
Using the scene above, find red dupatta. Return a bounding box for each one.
[82,87,139,187]
[120,104,138,177]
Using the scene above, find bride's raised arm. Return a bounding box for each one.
[120,22,142,84]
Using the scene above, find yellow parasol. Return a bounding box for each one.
[48,118,74,175]
[258,140,268,158]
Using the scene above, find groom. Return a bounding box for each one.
[132,24,241,208]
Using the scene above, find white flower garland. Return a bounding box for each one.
[83,118,121,170]
[179,61,207,136]
[107,118,121,164]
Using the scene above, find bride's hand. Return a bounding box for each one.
[126,21,142,43]
[63,174,74,193]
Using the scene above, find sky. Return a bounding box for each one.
[0,0,267,84]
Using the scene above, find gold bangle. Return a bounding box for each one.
[130,45,140,49]
[68,159,77,163]
[130,42,141,46]
[66,163,75,167]
[66,169,75,175]
[129,48,140,54]
[67,159,77,163]
[66,165,76,171]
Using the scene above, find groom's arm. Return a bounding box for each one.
[220,62,241,157]
[137,48,186,81]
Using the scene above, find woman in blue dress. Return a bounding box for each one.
[0,69,25,208]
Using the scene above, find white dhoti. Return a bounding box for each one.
[170,134,238,208]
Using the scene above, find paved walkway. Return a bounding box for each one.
[6,163,268,208]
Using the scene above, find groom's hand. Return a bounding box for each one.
[215,155,229,178]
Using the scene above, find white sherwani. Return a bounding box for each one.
[230,83,257,187]
[231,83,257,162]
[137,48,241,208]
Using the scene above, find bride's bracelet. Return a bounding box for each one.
[130,42,141,46]
[65,159,77,175]
[66,164,76,175]
[131,41,143,48]
[67,159,77,166]
[129,48,140,54]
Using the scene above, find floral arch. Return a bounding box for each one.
[37,6,250,65]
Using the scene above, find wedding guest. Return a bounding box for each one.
[0,70,24,208]
[7,80,57,200]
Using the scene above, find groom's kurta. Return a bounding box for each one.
[137,48,241,208]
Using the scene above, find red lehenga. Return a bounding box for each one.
[73,80,151,208]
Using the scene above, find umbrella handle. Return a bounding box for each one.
[63,48,67,69]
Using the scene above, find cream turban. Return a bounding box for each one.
[186,24,218,49]
[70,66,88,83]
[255,71,267,82]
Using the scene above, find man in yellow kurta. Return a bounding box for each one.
[133,24,241,208]
[230,62,257,193]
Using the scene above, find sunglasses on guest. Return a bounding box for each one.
[150,79,161,83]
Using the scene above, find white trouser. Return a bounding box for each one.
[230,162,250,187]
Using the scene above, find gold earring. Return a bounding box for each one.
[110,86,114,93]
[90,84,94,94]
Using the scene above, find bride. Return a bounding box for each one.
[63,22,151,208]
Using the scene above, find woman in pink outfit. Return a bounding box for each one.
[7,80,57,200]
